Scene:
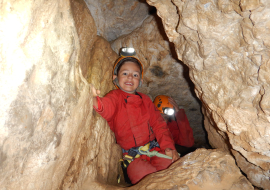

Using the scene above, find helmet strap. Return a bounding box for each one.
[139,80,142,87]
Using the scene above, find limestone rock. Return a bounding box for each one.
[202,107,231,152]
[232,150,270,189]
[111,15,206,148]
[146,0,270,189]
[82,149,254,190]
[84,0,152,42]
[71,0,97,78]
[129,149,253,190]
[0,0,121,189]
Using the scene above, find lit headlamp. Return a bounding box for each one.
[120,47,136,57]
[163,107,175,116]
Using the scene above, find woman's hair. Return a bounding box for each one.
[116,57,142,76]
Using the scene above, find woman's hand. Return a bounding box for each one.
[91,84,100,97]
[91,84,100,107]
[165,148,180,162]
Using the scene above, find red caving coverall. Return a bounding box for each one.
[167,109,194,147]
[94,89,175,184]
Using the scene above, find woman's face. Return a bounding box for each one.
[114,61,142,94]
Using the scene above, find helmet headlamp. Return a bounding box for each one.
[153,95,175,115]
[163,108,175,116]
[120,47,136,57]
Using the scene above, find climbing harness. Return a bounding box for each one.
[117,140,174,183]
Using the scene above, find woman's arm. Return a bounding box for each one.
[92,88,118,123]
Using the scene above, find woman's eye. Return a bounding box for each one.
[123,72,127,75]
[134,74,138,77]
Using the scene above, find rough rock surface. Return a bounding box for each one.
[0,0,265,189]
[232,149,270,189]
[84,0,152,42]
[129,149,254,190]
[146,0,270,189]
[111,15,206,148]
[0,0,120,189]
[81,149,254,190]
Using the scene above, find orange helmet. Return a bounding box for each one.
[113,56,144,78]
[153,95,175,115]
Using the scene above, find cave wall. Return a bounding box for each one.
[146,0,270,189]
[84,0,151,42]
[0,0,121,189]
[0,0,267,189]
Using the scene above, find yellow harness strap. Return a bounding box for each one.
[140,142,150,151]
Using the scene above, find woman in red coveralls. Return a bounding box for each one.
[91,48,179,184]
